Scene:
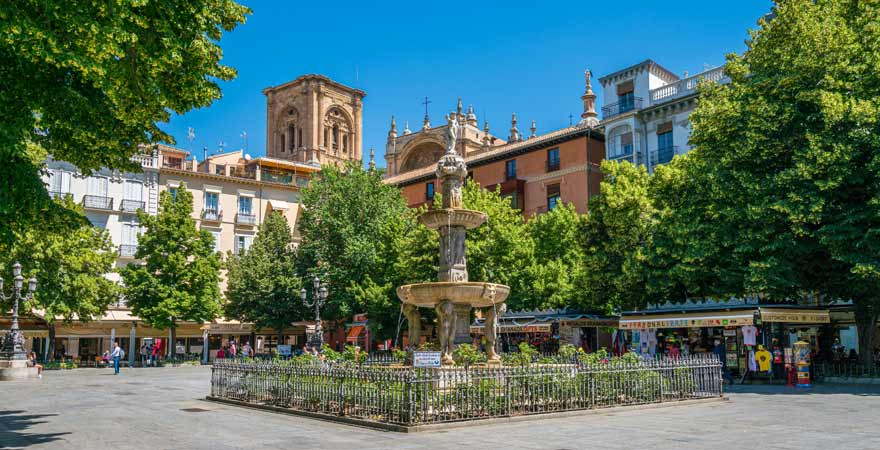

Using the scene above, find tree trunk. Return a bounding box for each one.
[47,323,56,361]
[856,309,878,367]
[170,321,177,360]
[277,327,284,350]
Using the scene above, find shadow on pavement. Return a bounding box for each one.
[0,410,69,449]
[725,383,880,396]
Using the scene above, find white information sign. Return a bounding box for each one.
[413,351,442,368]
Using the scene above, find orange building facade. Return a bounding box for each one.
[384,70,605,217]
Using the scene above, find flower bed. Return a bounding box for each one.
[209,353,722,427]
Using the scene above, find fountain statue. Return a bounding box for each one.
[397,113,510,365]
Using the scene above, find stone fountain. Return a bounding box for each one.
[396,114,510,365]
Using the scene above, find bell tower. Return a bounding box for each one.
[263,75,366,166]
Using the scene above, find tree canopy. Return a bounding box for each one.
[0,0,250,245]
[121,186,221,352]
[225,211,304,340]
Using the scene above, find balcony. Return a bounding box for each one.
[649,67,727,104]
[162,157,183,170]
[83,195,113,210]
[131,152,157,168]
[230,166,257,180]
[201,208,222,222]
[653,146,680,166]
[120,199,145,214]
[602,97,643,120]
[546,159,560,172]
[235,212,256,226]
[261,168,294,185]
[118,244,138,258]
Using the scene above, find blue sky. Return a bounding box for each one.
[164,0,772,166]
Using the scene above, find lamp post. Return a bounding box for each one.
[1,262,37,361]
[301,276,328,351]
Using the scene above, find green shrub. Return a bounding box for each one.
[453,343,484,367]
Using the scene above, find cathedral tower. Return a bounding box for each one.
[263,75,366,166]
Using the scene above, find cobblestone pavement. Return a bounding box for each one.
[1,366,879,450]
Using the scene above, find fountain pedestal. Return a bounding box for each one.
[396,114,509,365]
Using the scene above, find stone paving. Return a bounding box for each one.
[1,366,879,450]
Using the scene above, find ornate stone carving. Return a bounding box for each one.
[402,304,421,349]
[435,300,456,364]
[484,303,507,361]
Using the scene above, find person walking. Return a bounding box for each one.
[110,341,122,375]
[140,343,148,367]
[28,352,43,379]
[150,342,159,367]
[242,341,252,359]
[228,341,237,359]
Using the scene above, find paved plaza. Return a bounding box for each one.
[1,366,879,450]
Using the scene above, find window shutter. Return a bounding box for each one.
[124,181,142,201]
[617,80,634,95]
[656,121,673,134]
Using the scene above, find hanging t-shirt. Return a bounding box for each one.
[741,325,758,346]
[755,349,772,372]
[748,350,757,372]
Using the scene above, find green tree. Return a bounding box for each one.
[297,163,410,339]
[0,1,250,245]
[225,211,304,344]
[579,160,655,314]
[121,186,221,355]
[684,0,880,363]
[0,196,119,358]
[526,202,585,309]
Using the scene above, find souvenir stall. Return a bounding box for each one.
[470,309,617,354]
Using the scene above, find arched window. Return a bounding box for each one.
[332,125,339,150]
[607,125,634,158]
[279,133,285,153]
[288,124,296,150]
[342,134,348,153]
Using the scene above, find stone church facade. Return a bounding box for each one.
[263,74,366,167]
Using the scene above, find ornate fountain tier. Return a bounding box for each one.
[419,208,487,230]
[396,282,509,309]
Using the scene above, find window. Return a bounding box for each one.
[204,192,219,213]
[620,133,634,156]
[505,160,517,180]
[342,134,348,153]
[235,234,254,255]
[547,183,561,211]
[214,164,225,176]
[279,133,285,153]
[87,176,108,197]
[121,221,139,246]
[49,169,72,196]
[547,148,560,171]
[426,182,435,200]
[124,181,142,201]
[288,124,296,150]
[656,122,674,164]
[332,125,339,150]
[168,187,178,201]
[617,80,635,113]
[503,192,518,210]
[298,128,303,151]
[211,230,221,253]
[238,196,252,215]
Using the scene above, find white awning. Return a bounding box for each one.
[268,200,289,211]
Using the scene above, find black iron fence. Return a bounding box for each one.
[814,361,880,380]
[210,355,722,426]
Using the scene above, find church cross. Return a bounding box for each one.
[422,96,432,117]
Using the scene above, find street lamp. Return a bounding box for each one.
[301,276,328,351]
[1,262,38,361]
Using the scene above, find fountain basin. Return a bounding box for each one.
[396,282,509,308]
[419,209,487,230]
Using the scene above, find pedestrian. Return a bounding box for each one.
[229,340,237,359]
[713,339,734,385]
[140,343,148,367]
[242,341,252,359]
[28,352,43,379]
[151,342,159,367]
[110,341,122,375]
[216,346,226,359]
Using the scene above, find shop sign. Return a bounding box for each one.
[620,316,753,330]
[413,351,442,368]
[723,329,737,337]
[175,343,185,354]
[190,345,203,353]
[277,345,292,356]
[760,310,830,324]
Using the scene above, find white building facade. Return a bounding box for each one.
[598,59,727,172]
[44,150,161,283]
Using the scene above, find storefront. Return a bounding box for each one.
[621,304,831,380]
[470,309,617,354]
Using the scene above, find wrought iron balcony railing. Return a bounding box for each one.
[118,244,138,258]
[546,159,561,172]
[120,199,145,213]
[83,195,113,210]
[235,212,256,226]
[201,208,222,222]
[654,145,680,165]
[601,97,643,119]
